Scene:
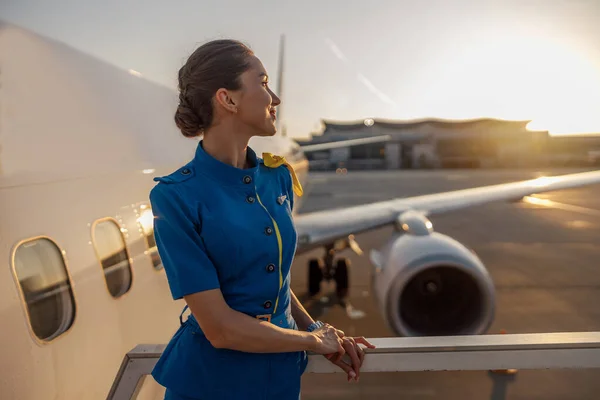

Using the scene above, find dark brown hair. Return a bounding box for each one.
[175,39,254,137]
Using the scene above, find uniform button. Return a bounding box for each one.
[181,168,191,175]
[243,175,252,184]
[266,263,276,273]
[246,196,255,204]
[265,227,273,235]
[263,301,272,309]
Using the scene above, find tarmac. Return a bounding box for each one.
[292,167,600,400]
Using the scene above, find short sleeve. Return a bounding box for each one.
[150,185,220,300]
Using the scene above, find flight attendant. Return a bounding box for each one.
[149,39,375,400]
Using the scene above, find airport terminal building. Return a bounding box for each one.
[297,118,600,170]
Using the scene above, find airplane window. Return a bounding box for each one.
[137,205,163,270]
[13,237,76,342]
[92,218,133,298]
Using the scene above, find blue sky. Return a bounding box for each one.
[3,0,600,138]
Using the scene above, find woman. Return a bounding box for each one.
[149,39,375,400]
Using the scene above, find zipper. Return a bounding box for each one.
[255,193,283,314]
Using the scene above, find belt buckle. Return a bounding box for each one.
[256,314,272,323]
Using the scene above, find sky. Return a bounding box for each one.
[2,0,600,138]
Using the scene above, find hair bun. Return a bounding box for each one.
[173,39,254,138]
[174,97,203,138]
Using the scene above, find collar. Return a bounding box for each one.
[193,140,261,186]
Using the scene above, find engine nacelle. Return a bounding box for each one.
[370,210,496,336]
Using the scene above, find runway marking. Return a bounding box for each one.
[345,304,366,320]
[522,196,600,217]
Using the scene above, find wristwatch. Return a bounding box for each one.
[306,320,325,332]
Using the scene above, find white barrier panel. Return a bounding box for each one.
[106,332,600,400]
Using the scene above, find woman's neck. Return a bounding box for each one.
[202,127,252,170]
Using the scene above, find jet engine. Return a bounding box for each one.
[370,210,496,337]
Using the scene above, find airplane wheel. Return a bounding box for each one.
[335,258,350,300]
[308,258,323,296]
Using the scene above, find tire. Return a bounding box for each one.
[335,258,350,300]
[308,258,323,296]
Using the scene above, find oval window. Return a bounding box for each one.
[92,218,133,298]
[137,206,162,270]
[13,237,76,341]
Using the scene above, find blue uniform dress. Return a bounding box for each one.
[149,140,308,400]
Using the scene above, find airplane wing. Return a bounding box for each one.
[294,169,600,251]
[298,135,391,153]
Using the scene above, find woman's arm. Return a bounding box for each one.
[290,289,315,331]
[185,288,326,354]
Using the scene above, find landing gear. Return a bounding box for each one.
[306,235,360,302]
[308,259,323,296]
[334,258,350,300]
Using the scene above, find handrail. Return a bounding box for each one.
[106,332,600,400]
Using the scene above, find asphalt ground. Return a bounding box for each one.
[292,167,600,400]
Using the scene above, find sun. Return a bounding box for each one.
[413,32,600,135]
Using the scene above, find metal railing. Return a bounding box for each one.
[106,331,600,400]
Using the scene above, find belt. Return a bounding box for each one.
[256,311,290,328]
[179,306,293,332]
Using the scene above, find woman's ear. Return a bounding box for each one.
[215,88,238,114]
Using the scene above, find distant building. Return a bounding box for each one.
[541,134,600,166]
[298,118,600,170]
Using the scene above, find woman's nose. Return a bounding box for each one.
[270,90,281,105]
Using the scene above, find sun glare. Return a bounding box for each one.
[415,33,600,135]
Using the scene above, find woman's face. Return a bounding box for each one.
[233,55,281,137]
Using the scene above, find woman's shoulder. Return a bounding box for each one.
[149,162,207,212]
[152,162,196,186]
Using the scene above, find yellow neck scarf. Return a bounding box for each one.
[262,153,304,197]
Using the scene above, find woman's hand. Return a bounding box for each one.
[325,327,376,382]
[309,324,345,358]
